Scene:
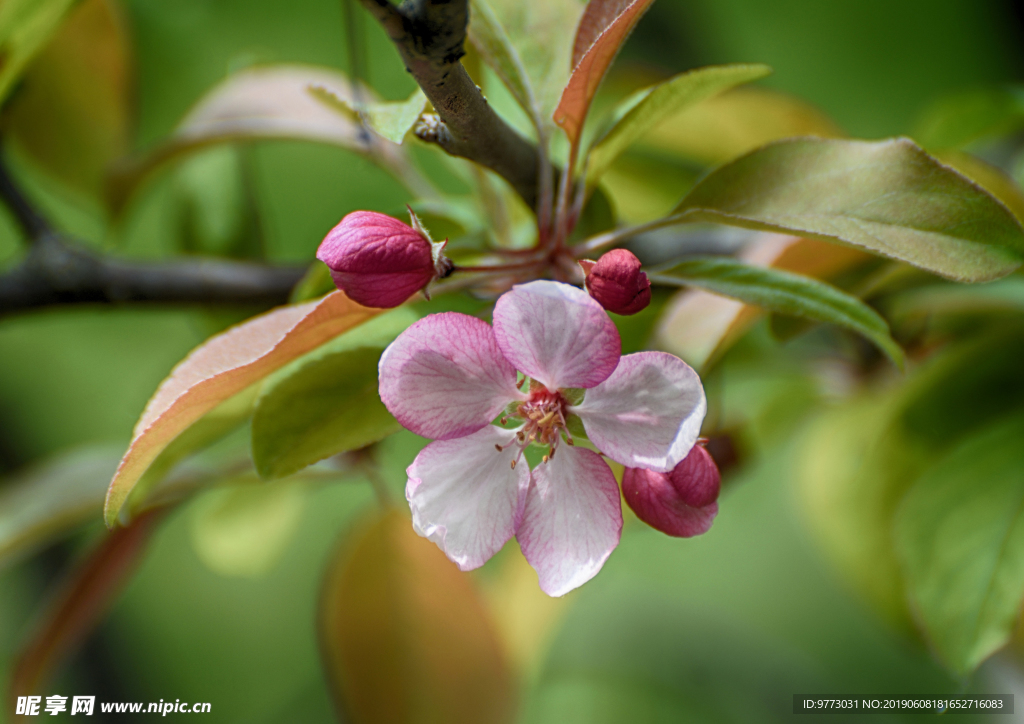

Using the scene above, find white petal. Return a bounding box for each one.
[492,280,620,390]
[406,425,531,570]
[379,312,523,440]
[574,351,706,473]
[517,446,622,597]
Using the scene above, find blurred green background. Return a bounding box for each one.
[2,0,1024,722]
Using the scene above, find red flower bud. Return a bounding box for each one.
[580,248,651,315]
[621,444,720,537]
[316,209,451,308]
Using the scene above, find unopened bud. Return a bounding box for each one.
[316,208,452,308]
[580,248,651,315]
[621,444,720,537]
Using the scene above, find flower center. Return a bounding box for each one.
[496,384,574,468]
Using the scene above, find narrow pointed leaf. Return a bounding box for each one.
[311,85,428,144]
[554,0,655,144]
[895,413,1024,675]
[251,309,417,480]
[656,235,869,371]
[650,256,904,366]
[586,64,772,184]
[320,510,516,724]
[468,0,538,121]
[666,137,1024,282]
[103,292,380,527]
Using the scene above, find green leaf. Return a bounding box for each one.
[250,308,418,480]
[665,138,1024,283]
[895,413,1024,675]
[796,396,925,631]
[0,445,122,569]
[481,0,585,125]
[649,256,904,366]
[662,138,1024,283]
[585,64,772,185]
[188,477,308,578]
[913,86,1024,150]
[0,0,76,104]
[468,0,538,124]
[310,85,428,145]
[320,510,516,724]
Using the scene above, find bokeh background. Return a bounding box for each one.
[3,0,1024,721]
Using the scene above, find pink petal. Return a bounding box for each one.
[517,446,622,597]
[622,445,720,538]
[406,426,531,570]
[574,351,705,472]
[379,313,524,440]
[492,280,620,390]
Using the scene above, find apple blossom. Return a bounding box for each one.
[580,248,651,315]
[378,280,707,596]
[317,209,452,308]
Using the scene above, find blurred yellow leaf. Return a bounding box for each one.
[321,510,516,724]
[638,86,843,167]
[0,0,75,104]
[4,0,132,196]
[189,477,307,578]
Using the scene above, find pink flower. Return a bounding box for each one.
[317,209,452,308]
[580,248,652,315]
[622,444,720,538]
[378,281,706,596]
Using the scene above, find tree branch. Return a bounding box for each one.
[0,235,306,315]
[356,0,542,208]
[0,148,306,316]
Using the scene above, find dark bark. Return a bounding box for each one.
[0,235,305,315]
[355,0,542,208]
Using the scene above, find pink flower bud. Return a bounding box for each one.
[580,248,651,315]
[621,444,720,537]
[316,209,451,308]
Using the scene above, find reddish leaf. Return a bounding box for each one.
[554,0,656,144]
[8,510,165,702]
[571,0,633,70]
[320,510,516,724]
[104,292,380,526]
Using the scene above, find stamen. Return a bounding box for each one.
[494,444,503,452]
[511,460,517,469]
[500,416,508,425]
[516,377,526,390]
[542,454,549,464]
